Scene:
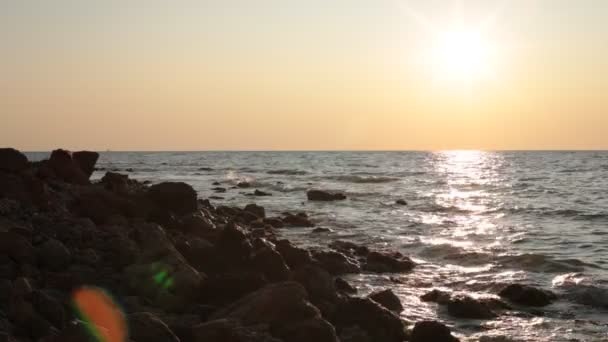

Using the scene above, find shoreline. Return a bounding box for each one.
[0,148,566,341]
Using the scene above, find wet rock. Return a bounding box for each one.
[498,284,557,307]
[333,297,406,342]
[329,240,369,257]
[49,149,89,184]
[410,320,459,342]
[312,227,332,233]
[369,289,403,313]
[420,289,452,304]
[128,312,180,342]
[245,203,266,219]
[447,295,497,319]
[292,264,337,302]
[38,239,71,271]
[212,187,227,193]
[0,232,35,264]
[254,189,272,196]
[276,240,313,269]
[251,240,290,282]
[313,250,361,275]
[282,212,314,227]
[363,251,415,273]
[0,148,28,173]
[237,182,251,188]
[307,190,346,201]
[148,182,198,215]
[72,151,99,178]
[335,278,357,294]
[395,199,407,205]
[264,217,284,228]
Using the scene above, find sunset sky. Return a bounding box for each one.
[2,0,607,151]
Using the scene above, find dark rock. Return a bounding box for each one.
[363,251,415,273]
[282,212,314,227]
[175,237,215,273]
[275,317,339,342]
[369,289,403,313]
[128,312,180,342]
[72,151,99,178]
[410,320,459,342]
[216,223,253,268]
[200,272,268,306]
[307,190,346,201]
[49,149,89,184]
[333,297,406,342]
[0,148,28,173]
[292,264,337,302]
[395,199,407,205]
[38,239,71,271]
[498,284,557,307]
[0,232,35,264]
[100,172,130,194]
[32,290,64,329]
[245,203,266,219]
[338,325,372,342]
[8,297,52,339]
[335,278,357,294]
[148,182,198,215]
[420,289,452,304]
[237,182,251,188]
[329,240,369,257]
[193,318,282,342]
[313,250,361,275]
[447,295,497,319]
[251,240,290,282]
[276,240,313,269]
[312,227,332,234]
[254,189,272,196]
[264,218,284,228]
[212,187,227,193]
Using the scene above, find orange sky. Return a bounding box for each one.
[1,1,607,151]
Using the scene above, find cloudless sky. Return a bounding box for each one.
[1,0,607,150]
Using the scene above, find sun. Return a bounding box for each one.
[431,29,493,82]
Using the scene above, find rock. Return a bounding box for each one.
[148,182,198,215]
[216,223,253,269]
[8,297,52,339]
[201,272,268,306]
[12,277,33,298]
[282,212,314,227]
[245,203,266,219]
[101,172,130,194]
[251,240,290,282]
[446,295,497,319]
[38,239,71,271]
[338,325,372,342]
[71,151,99,178]
[48,149,89,184]
[292,264,337,302]
[0,232,35,264]
[254,189,272,196]
[212,187,227,193]
[32,290,65,329]
[312,227,332,234]
[335,278,357,294]
[128,312,179,342]
[410,321,459,342]
[193,319,282,342]
[313,250,361,275]
[175,237,215,273]
[395,199,407,205]
[276,240,313,269]
[0,148,28,173]
[498,284,557,307]
[420,289,452,304]
[307,190,346,201]
[329,241,369,257]
[237,182,251,188]
[369,289,403,313]
[363,251,415,273]
[333,297,406,342]
[275,317,339,342]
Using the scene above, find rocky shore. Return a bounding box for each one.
[0,148,557,342]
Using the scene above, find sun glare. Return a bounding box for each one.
[431,29,493,82]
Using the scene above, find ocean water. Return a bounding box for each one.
[38,151,608,341]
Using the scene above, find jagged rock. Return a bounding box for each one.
[0,232,35,264]
[410,321,459,342]
[292,264,337,302]
[276,240,313,269]
[395,199,407,205]
[251,240,290,282]
[335,278,357,294]
[193,319,282,342]
[369,289,403,313]
[72,151,99,178]
[282,213,314,227]
[49,149,89,184]
[237,182,251,188]
[148,182,198,215]
[245,203,266,219]
[216,223,253,269]
[363,251,415,273]
[328,241,369,257]
[447,295,497,319]
[254,189,272,196]
[498,284,557,307]
[312,227,332,233]
[128,312,180,342]
[38,239,71,271]
[307,190,346,201]
[420,289,452,304]
[0,148,28,173]
[333,297,406,342]
[313,250,360,275]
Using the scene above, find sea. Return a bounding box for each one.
[31,151,608,341]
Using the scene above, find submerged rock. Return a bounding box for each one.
[395,199,408,205]
[307,190,347,201]
[447,295,497,319]
[369,289,403,313]
[254,189,272,196]
[410,320,459,342]
[498,284,557,307]
[363,251,415,273]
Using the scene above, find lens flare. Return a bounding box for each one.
[72,287,128,342]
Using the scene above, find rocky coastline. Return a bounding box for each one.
[0,148,556,342]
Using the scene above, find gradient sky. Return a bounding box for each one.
[2,0,607,150]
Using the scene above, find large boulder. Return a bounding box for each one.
[498,284,557,307]
[368,289,403,313]
[410,321,459,342]
[48,149,89,184]
[251,240,290,282]
[363,251,415,273]
[148,182,198,215]
[72,151,99,178]
[446,295,497,319]
[332,297,406,342]
[128,312,180,342]
[193,319,282,342]
[312,250,360,275]
[307,190,346,201]
[276,240,313,269]
[0,148,28,173]
[200,272,268,306]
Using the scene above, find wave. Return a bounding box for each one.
[497,254,598,273]
[415,203,473,214]
[327,175,400,184]
[266,169,308,175]
[553,273,608,309]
